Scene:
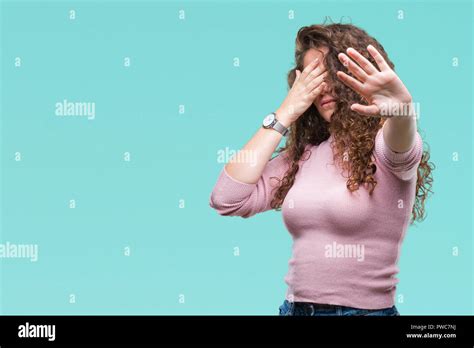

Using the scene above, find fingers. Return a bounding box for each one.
[300,57,320,81]
[338,53,368,82]
[303,63,326,84]
[309,82,327,98]
[293,69,301,86]
[305,71,328,91]
[367,45,390,72]
[336,71,365,95]
[350,103,380,117]
[346,47,378,75]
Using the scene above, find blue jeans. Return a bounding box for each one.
[278,299,400,316]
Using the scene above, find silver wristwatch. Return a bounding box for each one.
[262,112,289,136]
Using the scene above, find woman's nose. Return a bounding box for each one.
[322,83,331,94]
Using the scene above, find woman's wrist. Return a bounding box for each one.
[275,107,295,128]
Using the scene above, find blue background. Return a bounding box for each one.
[0,0,472,314]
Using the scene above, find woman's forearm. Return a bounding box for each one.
[224,110,291,184]
[382,102,417,153]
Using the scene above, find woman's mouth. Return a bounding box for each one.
[320,98,336,109]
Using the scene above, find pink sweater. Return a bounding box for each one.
[209,127,423,309]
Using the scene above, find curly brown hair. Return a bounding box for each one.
[270,23,434,224]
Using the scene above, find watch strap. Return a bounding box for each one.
[263,112,289,136]
[273,120,289,136]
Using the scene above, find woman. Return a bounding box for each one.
[209,23,434,316]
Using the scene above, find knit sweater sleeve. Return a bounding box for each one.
[209,152,290,218]
[374,127,423,181]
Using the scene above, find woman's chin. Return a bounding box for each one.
[321,111,334,122]
[315,105,334,122]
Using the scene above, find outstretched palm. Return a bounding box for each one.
[336,45,413,117]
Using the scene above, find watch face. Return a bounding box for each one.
[263,113,275,127]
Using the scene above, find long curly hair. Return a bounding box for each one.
[270,23,434,224]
